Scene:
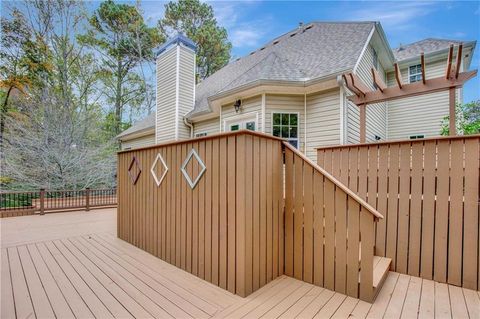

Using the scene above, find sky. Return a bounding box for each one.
[139,0,480,102]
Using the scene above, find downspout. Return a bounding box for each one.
[184,117,194,138]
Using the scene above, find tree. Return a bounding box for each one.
[1,0,117,190]
[78,0,163,136]
[441,100,480,135]
[158,0,232,80]
[3,88,116,190]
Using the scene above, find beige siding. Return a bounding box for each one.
[221,95,262,131]
[347,44,387,143]
[305,89,340,159]
[156,47,177,143]
[177,46,195,140]
[121,134,155,150]
[386,59,460,139]
[193,117,220,136]
[265,94,305,152]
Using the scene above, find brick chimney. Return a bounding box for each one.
[155,34,196,143]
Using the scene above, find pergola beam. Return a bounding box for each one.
[346,69,476,105]
[371,68,387,92]
[394,63,403,89]
[343,44,474,142]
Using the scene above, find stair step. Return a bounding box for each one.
[373,256,391,298]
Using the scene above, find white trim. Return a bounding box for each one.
[174,45,180,140]
[270,111,300,148]
[352,25,375,74]
[339,86,345,144]
[150,153,169,187]
[407,63,422,83]
[223,112,259,131]
[261,93,266,132]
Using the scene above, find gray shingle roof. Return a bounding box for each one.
[192,22,376,116]
[116,113,155,138]
[119,22,377,139]
[392,38,463,62]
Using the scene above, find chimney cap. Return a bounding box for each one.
[155,33,197,57]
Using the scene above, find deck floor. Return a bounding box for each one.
[1,210,479,319]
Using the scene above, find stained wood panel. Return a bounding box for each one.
[117,131,284,297]
[284,142,381,302]
[317,135,480,290]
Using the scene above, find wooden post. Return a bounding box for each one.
[449,88,456,136]
[39,188,45,215]
[359,104,366,143]
[85,188,90,211]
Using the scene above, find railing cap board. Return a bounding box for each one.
[118,130,286,154]
[315,133,480,150]
[283,141,384,220]
[0,188,115,195]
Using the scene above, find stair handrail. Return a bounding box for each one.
[283,141,384,220]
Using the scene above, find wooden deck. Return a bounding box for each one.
[1,210,479,318]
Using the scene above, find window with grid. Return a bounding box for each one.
[272,113,299,148]
[409,64,422,83]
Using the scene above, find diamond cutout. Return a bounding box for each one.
[151,153,169,187]
[181,148,206,189]
[128,156,142,185]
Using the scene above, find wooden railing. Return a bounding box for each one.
[117,131,284,297]
[317,134,480,290]
[284,142,382,302]
[118,131,383,301]
[0,188,116,217]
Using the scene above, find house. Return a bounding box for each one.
[117,21,476,159]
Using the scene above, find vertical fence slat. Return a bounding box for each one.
[284,148,294,277]
[435,140,450,283]
[421,140,436,280]
[386,144,400,268]
[335,189,347,294]
[313,171,324,287]
[293,154,304,280]
[463,138,479,290]
[324,179,335,290]
[448,139,464,286]
[408,142,423,277]
[303,164,314,284]
[346,197,360,298]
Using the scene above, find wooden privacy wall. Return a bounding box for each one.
[317,135,480,290]
[283,142,383,302]
[117,131,284,297]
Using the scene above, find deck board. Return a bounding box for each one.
[1,209,479,319]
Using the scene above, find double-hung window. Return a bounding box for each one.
[272,112,299,148]
[409,64,422,83]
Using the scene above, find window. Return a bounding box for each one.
[372,47,378,70]
[409,64,422,83]
[195,132,207,138]
[409,135,425,140]
[272,112,299,148]
[230,124,240,131]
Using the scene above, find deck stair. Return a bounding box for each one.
[371,256,392,299]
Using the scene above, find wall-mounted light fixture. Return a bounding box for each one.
[234,99,242,113]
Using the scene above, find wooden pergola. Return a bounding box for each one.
[343,44,477,143]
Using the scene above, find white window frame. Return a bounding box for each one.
[271,111,300,148]
[408,64,422,83]
[223,112,258,132]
